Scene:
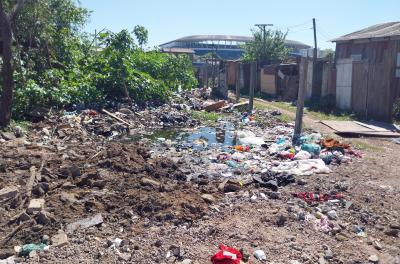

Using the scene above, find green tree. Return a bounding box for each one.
[133,25,148,49]
[242,28,290,65]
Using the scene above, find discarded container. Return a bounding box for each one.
[211,244,242,264]
[20,243,48,255]
[301,143,321,157]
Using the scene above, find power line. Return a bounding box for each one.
[288,27,313,34]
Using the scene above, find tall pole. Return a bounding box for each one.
[248,61,256,113]
[293,57,307,142]
[294,19,317,143]
[312,18,318,97]
[235,63,241,102]
[312,18,317,62]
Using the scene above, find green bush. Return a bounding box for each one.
[393,98,400,120]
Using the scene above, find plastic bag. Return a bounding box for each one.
[211,244,242,264]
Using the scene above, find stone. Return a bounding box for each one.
[0,248,15,259]
[27,199,45,214]
[92,180,106,189]
[66,213,103,233]
[118,253,131,262]
[36,211,51,225]
[276,215,287,227]
[368,254,379,263]
[385,228,399,237]
[51,231,69,247]
[180,259,192,264]
[154,240,162,247]
[201,194,215,203]
[297,179,307,185]
[373,241,383,250]
[140,177,161,188]
[60,192,77,203]
[0,186,19,200]
[253,249,267,261]
[327,210,338,220]
[1,132,16,141]
[324,249,333,260]
[19,212,31,222]
[389,224,400,230]
[223,183,240,193]
[318,256,328,264]
[42,235,50,243]
[268,191,281,200]
[250,195,257,203]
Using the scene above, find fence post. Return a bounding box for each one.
[248,61,256,112]
[236,63,241,102]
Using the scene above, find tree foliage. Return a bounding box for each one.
[242,28,290,64]
[0,0,197,120]
[133,25,148,48]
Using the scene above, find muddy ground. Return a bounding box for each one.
[0,97,399,264]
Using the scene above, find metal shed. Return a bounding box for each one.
[332,22,400,121]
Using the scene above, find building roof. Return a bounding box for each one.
[161,47,195,54]
[331,21,400,42]
[160,35,310,48]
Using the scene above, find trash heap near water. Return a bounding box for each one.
[150,110,362,194]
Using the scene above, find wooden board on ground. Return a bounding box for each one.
[320,120,400,137]
[203,100,226,112]
[221,101,249,110]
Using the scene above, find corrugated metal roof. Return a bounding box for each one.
[332,21,400,42]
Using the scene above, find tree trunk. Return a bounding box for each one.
[0,15,14,127]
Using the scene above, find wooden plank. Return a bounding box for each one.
[102,109,131,127]
[336,59,353,110]
[351,61,368,117]
[320,120,400,137]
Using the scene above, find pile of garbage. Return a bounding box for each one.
[150,110,362,195]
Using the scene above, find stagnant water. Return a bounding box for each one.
[133,122,238,150]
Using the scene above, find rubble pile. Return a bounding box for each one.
[1,90,399,263]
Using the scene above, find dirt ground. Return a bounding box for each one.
[0,98,399,264]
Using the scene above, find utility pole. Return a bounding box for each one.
[312,18,318,97]
[248,61,256,113]
[293,18,318,143]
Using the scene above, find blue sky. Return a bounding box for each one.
[79,0,400,50]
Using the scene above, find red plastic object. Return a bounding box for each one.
[211,244,242,264]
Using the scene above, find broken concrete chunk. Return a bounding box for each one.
[27,199,45,214]
[0,186,19,200]
[51,231,69,247]
[60,192,77,203]
[66,213,103,233]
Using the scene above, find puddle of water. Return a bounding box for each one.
[132,122,237,150]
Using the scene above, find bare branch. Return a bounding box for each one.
[10,0,25,21]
